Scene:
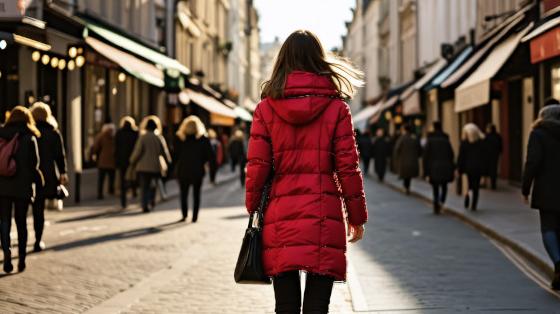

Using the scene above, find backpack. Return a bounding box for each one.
[0,134,19,177]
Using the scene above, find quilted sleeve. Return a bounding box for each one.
[333,103,368,226]
[245,103,273,214]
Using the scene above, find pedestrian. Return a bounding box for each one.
[115,116,139,209]
[394,124,421,194]
[229,129,247,186]
[422,121,454,215]
[457,123,486,211]
[139,115,168,202]
[174,116,214,222]
[522,105,560,290]
[0,106,42,273]
[30,102,68,252]
[91,122,116,200]
[245,30,367,313]
[129,117,171,213]
[356,129,373,175]
[208,129,222,184]
[484,124,502,190]
[371,128,391,182]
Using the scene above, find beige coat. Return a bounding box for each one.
[129,131,171,174]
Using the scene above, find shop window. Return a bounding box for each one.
[83,65,107,168]
[551,63,560,101]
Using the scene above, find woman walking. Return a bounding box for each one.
[522,105,560,290]
[457,123,486,211]
[229,130,247,186]
[115,116,139,209]
[245,30,368,313]
[356,130,373,176]
[394,124,421,194]
[91,123,116,199]
[0,107,42,273]
[174,116,214,222]
[423,121,454,215]
[129,117,171,213]
[207,129,222,184]
[30,102,68,252]
[372,128,391,182]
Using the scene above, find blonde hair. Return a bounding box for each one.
[140,115,163,135]
[462,123,485,143]
[177,115,207,141]
[119,116,138,130]
[30,101,58,129]
[7,106,41,137]
[208,128,217,139]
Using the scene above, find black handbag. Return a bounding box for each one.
[234,176,273,285]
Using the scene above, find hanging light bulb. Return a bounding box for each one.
[50,57,59,68]
[31,51,41,62]
[58,59,66,70]
[68,47,77,58]
[67,60,76,71]
[76,55,85,67]
[112,87,118,95]
[41,54,50,65]
[118,72,127,82]
[0,40,7,50]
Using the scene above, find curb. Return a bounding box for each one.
[382,178,554,277]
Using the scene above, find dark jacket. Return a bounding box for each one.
[423,131,455,184]
[484,131,502,176]
[522,120,560,211]
[0,122,41,201]
[92,129,116,169]
[394,133,421,179]
[228,137,246,163]
[457,139,486,177]
[174,135,214,180]
[115,126,139,169]
[36,121,67,198]
[372,136,391,174]
[357,134,373,159]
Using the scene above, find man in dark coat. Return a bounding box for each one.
[371,128,391,182]
[356,130,373,176]
[115,117,139,209]
[484,124,502,190]
[423,122,454,214]
[228,130,247,186]
[394,124,421,194]
[522,105,560,290]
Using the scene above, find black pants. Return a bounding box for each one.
[362,158,371,176]
[179,177,203,221]
[539,210,560,265]
[0,198,29,266]
[239,159,246,187]
[118,168,128,208]
[273,271,334,314]
[431,183,448,207]
[209,159,218,184]
[467,174,481,210]
[403,178,412,193]
[98,168,115,199]
[32,196,45,245]
[139,172,158,212]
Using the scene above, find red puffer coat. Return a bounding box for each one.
[245,71,368,281]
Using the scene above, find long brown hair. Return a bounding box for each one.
[6,106,41,137]
[261,30,363,100]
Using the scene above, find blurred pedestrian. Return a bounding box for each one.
[91,122,116,199]
[356,129,373,175]
[129,117,171,213]
[115,116,139,209]
[484,124,502,190]
[371,128,391,182]
[139,115,168,202]
[544,97,560,107]
[246,30,367,313]
[0,107,42,273]
[457,123,486,211]
[394,124,421,194]
[423,121,454,214]
[174,116,214,222]
[30,102,68,252]
[207,129,222,184]
[229,129,247,186]
[522,105,560,290]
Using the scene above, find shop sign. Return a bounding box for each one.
[530,26,560,64]
[0,0,28,18]
[542,0,560,17]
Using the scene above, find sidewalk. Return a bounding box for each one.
[379,172,553,275]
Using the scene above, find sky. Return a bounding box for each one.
[254,0,356,51]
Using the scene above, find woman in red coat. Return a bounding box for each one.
[245,30,368,313]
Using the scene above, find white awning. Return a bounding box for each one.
[441,15,525,88]
[234,106,253,122]
[402,91,422,116]
[352,104,382,127]
[400,59,447,101]
[455,24,533,113]
[180,89,237,118]
[243,98,258,111]
[522,16,560,42]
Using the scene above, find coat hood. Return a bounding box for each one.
[268,71,339,125]
[0,122,34,139]
[536,120,560,141]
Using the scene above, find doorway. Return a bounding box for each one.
[508,79,523,182]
